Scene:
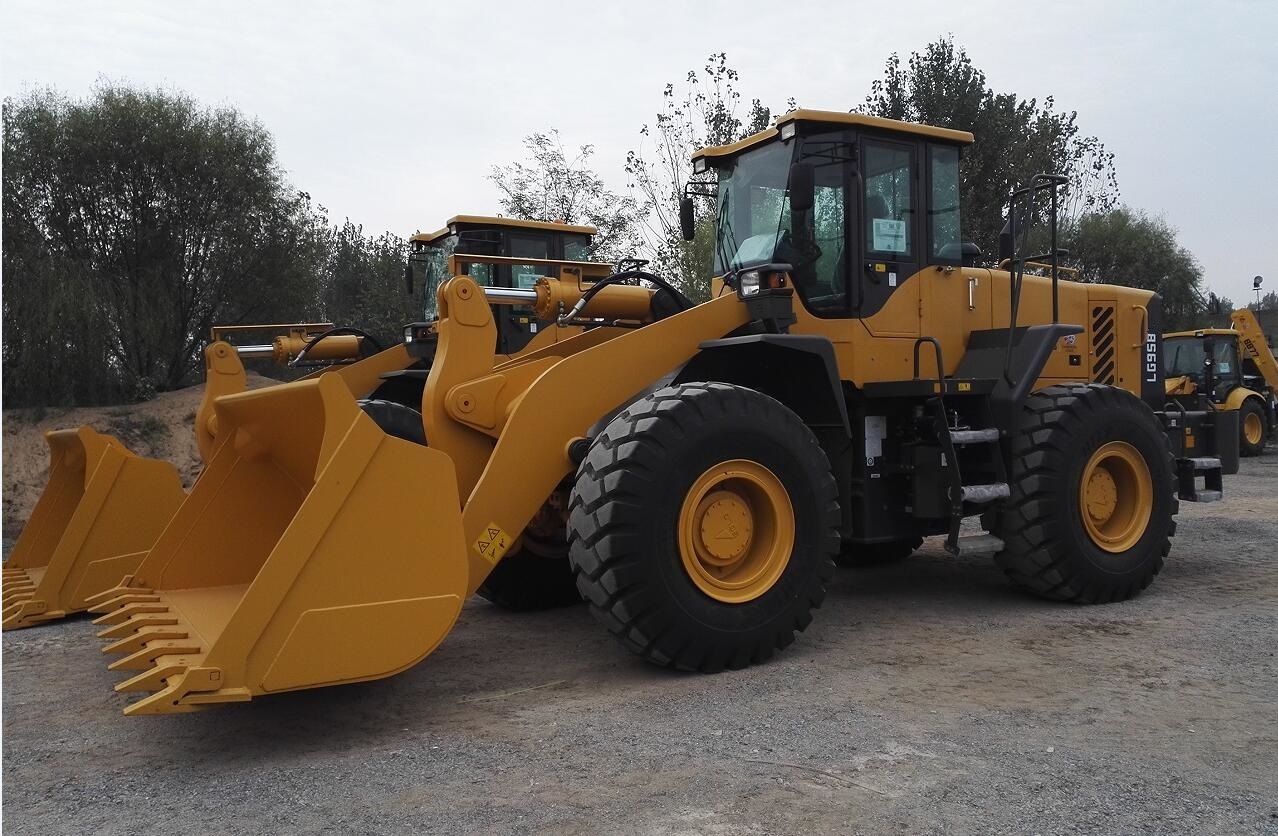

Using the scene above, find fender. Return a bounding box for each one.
[674,334,851,435]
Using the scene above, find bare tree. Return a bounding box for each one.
[490,130,645,262]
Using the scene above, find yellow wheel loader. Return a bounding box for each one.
[1164,308,1278,456]
[28,111,1241,716]
[3,217,610,629]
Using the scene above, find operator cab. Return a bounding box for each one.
[407,215,597,354]
[689,110,973,319]
[1163,330,1242,402]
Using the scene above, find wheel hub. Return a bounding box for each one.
[1084,468,1118,523]
[1244,412,1263,446]
[1078,441,1154,554]
[696,491,753,564]
[677,460,795,603]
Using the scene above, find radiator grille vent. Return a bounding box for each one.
[1092,304,1116,384]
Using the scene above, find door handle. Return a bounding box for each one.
[968,276,979,310]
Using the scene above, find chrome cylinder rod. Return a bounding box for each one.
[481,287,538,305]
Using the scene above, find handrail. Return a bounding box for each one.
[1002,173,1070,387]
[913,337,946,383]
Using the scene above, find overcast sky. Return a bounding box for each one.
[3,0,1274,302]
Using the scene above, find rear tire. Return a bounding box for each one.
[1239,398,1267,457]
[985,384,1177,603]
[834,537,922,567]
[568,382,840,672]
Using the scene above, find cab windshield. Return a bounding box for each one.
[712,135,848,313]
[408,237,454,321]
[712,141,797,274]
[1164,337,1239,380]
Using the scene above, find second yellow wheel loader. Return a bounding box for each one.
[2,217,610,630]
[23,110,1240,716]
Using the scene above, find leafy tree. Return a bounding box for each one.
[315,220,418,348]
[490,130,645,262]
[1065,208,1204,331]
[862,37,1119,260]
[3,83,326,405]
[1248,290,1278,313]
[625,53,788,301]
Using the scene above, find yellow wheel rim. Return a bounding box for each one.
[677,459,795,603]
[1079,441,1153,554]
[1243,411,1264,446]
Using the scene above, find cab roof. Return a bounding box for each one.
[691,109,975,165]
[411,215,597,245]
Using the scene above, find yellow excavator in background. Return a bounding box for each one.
[2,217,610,630]
[7,111,1240,717]
[1164,308,1277,456]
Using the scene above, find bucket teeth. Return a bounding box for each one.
[115,663,189,694]
[2,571,38,604]
[92,602,171,627]
[3,587,36,607]
[96,613,180,639]
[87,591,159,615]
[107,641,202,672]
[102,626,191,657]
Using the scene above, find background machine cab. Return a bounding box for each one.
[406,215,599,355]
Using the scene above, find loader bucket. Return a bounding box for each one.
[87,373,468,715]
[3,427,185,630]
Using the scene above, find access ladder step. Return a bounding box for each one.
[949,429,1000,445]
[956,533,1005,556]
[960,483,1010,503]
[1177,457,1223,502]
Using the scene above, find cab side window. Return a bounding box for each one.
[863,142,915,257]
[929,145,961,262]
[786,139,848,313]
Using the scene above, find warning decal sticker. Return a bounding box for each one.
[474,522,513,563]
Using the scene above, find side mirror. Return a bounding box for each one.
[788,162,814,213]
[403,263,414,295]
[679,196,696,242]
[997,219,1013,263]
[1208,292,1221,316]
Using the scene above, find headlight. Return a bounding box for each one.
[737,270,762,297]
[403,324,416,344]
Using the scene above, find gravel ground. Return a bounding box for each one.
[4,457,1276,835]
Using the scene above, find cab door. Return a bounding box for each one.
[920,143,991,370]
[857,138,920,337]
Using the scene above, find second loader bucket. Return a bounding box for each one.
[3,427,185,630]
[87,373,468,715]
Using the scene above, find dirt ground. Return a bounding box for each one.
[3,456,1276,834]
[0,373,276,537]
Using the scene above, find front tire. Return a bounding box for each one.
[568,382,840,672]
[986,384,1177,603]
